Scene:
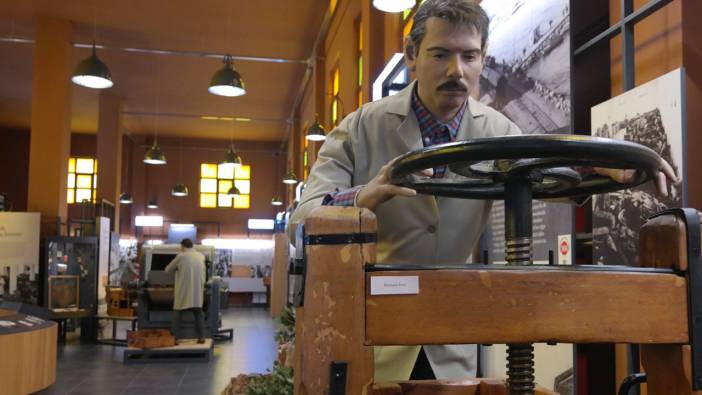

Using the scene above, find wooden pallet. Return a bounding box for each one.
[123,338,213,364]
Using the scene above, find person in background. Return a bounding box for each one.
[165,238,206,344]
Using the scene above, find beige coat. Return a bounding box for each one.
[165,249,206,310]
[291,81,520,380]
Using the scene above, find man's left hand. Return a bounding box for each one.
[594,158,680,197]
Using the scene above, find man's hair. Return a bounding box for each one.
[181,238,194,248]
[408,0,489,55]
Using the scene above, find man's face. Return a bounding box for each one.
[406,17,484,117]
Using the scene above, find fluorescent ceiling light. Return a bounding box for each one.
[247,219,274,230]
[135,215,163,227]
[201,238,274,250]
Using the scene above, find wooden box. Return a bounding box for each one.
[127,329,176,349]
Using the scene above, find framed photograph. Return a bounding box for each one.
[591,68,686,266]
[48,275,80,310]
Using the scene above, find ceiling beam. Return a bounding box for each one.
[0,36,307,64]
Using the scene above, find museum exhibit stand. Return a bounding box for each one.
[292,136,701,395]
[0,307,57,394]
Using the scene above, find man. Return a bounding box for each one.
[165,238,206,344]
[291,0,678,381]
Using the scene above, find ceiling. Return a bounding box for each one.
[0,0,328,142]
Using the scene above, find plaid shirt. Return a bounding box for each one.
[323,89,467,207]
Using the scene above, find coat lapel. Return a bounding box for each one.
[455,96,488,141]
[386,81,424,153]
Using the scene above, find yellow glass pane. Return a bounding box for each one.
[330,0,337,14]
[333,68,340,95]
[234,180,250,195]
[358,89,363,108]
[332,99,338,124]
[200,193,217,208]
[67,189,74,204]
[218,180,233,193]
[76,174,92,189]
[68,158,76,173]
[217,163,235,180]
[200,179,217,193]
[76,189,92,203]
[234,165,250,180]
[233,194,250,209]
[76,158,94,174]
[201,163,217,178]
[358,56,363,86]
[403,19,414,38]
[218,194,233,207]
[92,189,96,203]
[67,174,75,188]
[94,159,98,173]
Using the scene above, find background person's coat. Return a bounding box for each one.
[165,249,206,310]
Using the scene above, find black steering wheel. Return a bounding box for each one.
[389,134,662,200]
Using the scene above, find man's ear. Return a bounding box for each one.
[404,37,417,71]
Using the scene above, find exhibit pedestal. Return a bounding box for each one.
[0,308,57,395]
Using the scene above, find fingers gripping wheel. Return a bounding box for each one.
[388,134,662,200]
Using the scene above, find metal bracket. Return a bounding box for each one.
[329,361,347,395]
[618,373,647,395]
[305,232,377,245]
[649,208,702,389]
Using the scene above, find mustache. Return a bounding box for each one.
[437,80,468,92]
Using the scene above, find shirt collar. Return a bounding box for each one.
[411,86,467,140]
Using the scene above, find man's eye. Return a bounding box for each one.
[433,54,445,59]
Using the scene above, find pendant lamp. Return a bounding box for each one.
[305,118,327,141]
[147,199,158,209]
[221,146,242,168]
[119,192,133,204]
[72,44,114,89]
[171,183,189,197]
[373,0,416,13]
[227,185,241,197]
[209,55,246,97]
[171,140,189,196]
[283,169,298,184]
[144,142,166,165]
[271,196,283,206]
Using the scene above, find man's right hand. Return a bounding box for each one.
[356,156,428,211]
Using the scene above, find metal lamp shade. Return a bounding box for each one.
[208,62,246,97]
[72,45,114,89]
[305,119,327,141]
[144,144,167,165]
[171,183,189,197]
[119,192,133,204]
[147,199,159,209]
[221,147,242,167]
[271,196,283,206]
[283,169,298,184]
[227,185,241,197]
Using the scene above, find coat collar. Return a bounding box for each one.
[390,80,487,151]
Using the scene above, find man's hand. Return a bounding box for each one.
[356,157,430,211]
[594,157,680,197]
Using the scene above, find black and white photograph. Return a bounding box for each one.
[479,0,573,265]
[480,0,571,134]
[591,68,685,266]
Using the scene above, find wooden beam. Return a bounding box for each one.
[366,269,688,345]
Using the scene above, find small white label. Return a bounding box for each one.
[370,276,419,295]
[557,234,572,265]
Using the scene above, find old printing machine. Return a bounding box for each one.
[138,244,232,340]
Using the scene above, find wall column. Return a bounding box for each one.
[96,92,123,232]
[27,16,73,235]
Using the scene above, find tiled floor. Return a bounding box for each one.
[38,307,278,395]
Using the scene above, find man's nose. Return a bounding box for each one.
[446,55,463,78]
